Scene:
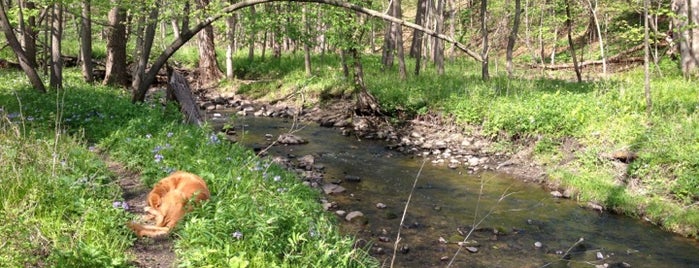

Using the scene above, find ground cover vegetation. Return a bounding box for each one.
[1,0,698,265]
[0,69,377,266]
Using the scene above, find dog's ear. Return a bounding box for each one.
[148,194,162,208]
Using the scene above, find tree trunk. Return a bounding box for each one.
[167,67,203,126]
[524,0,537,63]
[672,0,699,77]
[481,0,489,80]
[586,0,606,75]
[644,0,652,117]
[410,0,426,58]
[49,4,63,89]
[104,5,129,87]
[0,0,45,92]
[248,5,256,62]
[506,0,522,77]
[434,0,445,75]
[19,0,37,68]
[565,0,582,82]
[394,0,406,79]
[131,7,158,94]
[196,0,224,86]
[381,0,395,70]
[339,49,350,79]
[80,0,93,82]
[303,4,312,77]
[225,9,237,79]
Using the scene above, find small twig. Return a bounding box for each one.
[390,157,428,268]
[539,237,585,268]
[448,176,518,267]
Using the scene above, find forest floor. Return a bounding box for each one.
[102,154,176,268]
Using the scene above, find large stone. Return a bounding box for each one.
[322,184,346,195]
[345,211,364,222]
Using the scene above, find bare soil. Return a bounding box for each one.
[102,155,177,268]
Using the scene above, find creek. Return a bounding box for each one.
[211,114,699,267]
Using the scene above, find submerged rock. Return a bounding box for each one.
[277,133,308,145]
[322,184,346,195]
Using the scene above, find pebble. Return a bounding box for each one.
[376,203,387,209]
[534,241,543,248]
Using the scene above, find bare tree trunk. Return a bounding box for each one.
[167,67,203,126]
[565,0,582,82]
[248,5,256,62]
[381,0,395,70]
[303,4,312,76]
[481,0,489,80]
[339,49,350,79]
[524,0,536,63]
[195,0,224,86]
[225,10,237,79]
[80,0,93,82]
[171,19,181,39]
[19,0,37,68]
[132,6,158,94]
[506,0,522,77]
[434,0,445,75]
[394,0,406,79]
[643,0,652,117]
[0,0,45,92]
[49,4,63,89]
[410,0,426,58]
[672,0,699,77]
[586,0,606,75]
[104,5,129,87]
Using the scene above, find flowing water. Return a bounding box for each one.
[212,114,699,267]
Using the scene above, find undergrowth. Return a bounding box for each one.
[0,68,377,267]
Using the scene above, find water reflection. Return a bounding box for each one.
[211,114,699,267]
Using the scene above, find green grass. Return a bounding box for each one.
[226,52,699,237]
[0,68,377,267]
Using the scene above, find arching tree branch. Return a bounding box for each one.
[133,0,482,102]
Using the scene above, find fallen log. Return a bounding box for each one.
[166,67,203,126]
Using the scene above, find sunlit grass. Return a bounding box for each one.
[0,68,377,266]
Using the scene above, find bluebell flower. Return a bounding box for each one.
[152,145,163,153]
[113,201,129,210]
[154,154,164,162]
[232,231,243,240]
[208,133,220,144]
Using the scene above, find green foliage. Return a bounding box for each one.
[0,68,377,266]
[227,51,699,237]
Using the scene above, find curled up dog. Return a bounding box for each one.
[127,171,210,238]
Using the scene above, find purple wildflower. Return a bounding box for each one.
[208,133,220,144]
[232,231,243,240]
[154,154,164,162]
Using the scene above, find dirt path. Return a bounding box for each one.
[103,155,176,268]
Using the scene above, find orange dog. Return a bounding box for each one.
[127,171,210,238]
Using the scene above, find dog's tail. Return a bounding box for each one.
[127,221,170,238]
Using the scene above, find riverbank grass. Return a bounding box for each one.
[0,69,377,267]
[231,53,699,237]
